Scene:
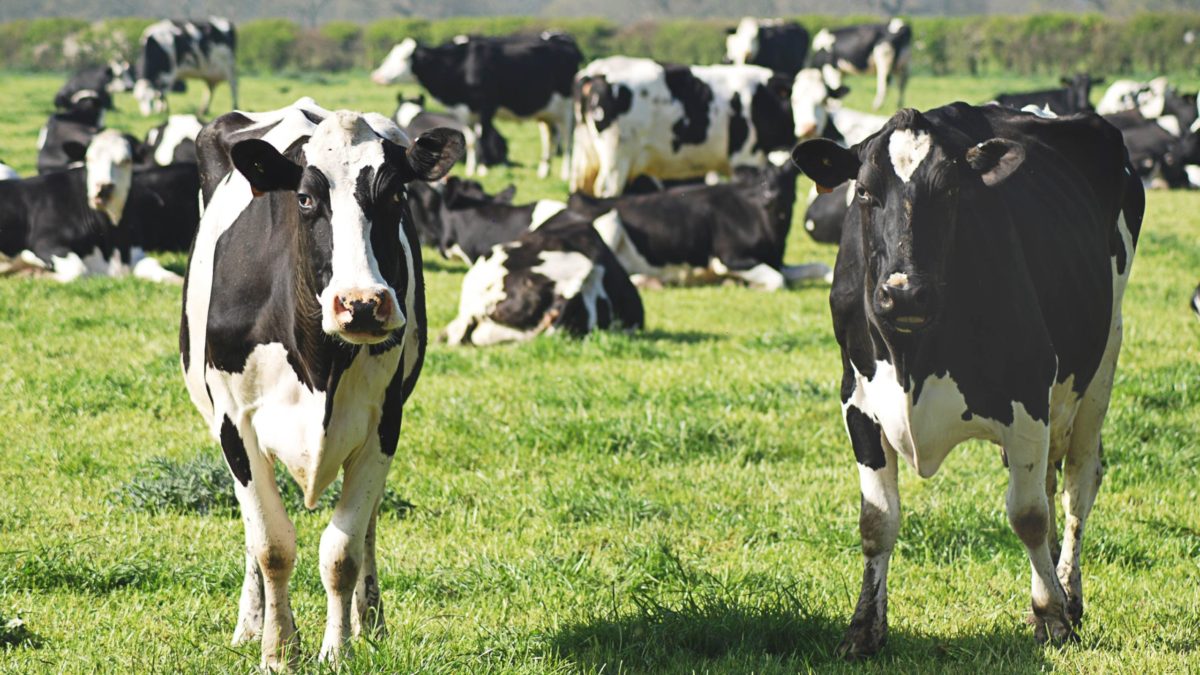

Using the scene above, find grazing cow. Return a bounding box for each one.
[134,18,238,117]
[181,98,463,668]
[371,32,580,178]
[443,215,644,346]
[810,19,912,110]
[566,161,829,289]
[993,74,1103,115]
[407,176,564,262]
[791,68,888,143]
[393,94,495,175]
[791,103,1142,657]
[570,57,795,197]
[142,114,204,166]
[725,18,810,78]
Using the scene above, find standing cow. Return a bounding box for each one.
[134,18,238,117]
[792,103,1142,657]
[181,98,463,668]
[725,18,810,78]
[371,32,580,179]
[810,19,912,110]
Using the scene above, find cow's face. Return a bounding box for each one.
[793,110,1026,335]
[725,19,759,65]
[371,39,418,86]
[133,79,166,116]
[107,60,135,93]
[792,69,847,139]
[232,111,464,345]
[81,130,135,225]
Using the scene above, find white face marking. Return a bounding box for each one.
[791,69,831,138]
[725,18,759,64]
[84,129,135,225]
[371,39,417,85]
[813,29,835,52]
[885,272,908,288]
[888,128,932,183]
[888,18,905,33]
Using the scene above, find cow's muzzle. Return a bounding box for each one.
[873,273,937,334]
[331,288,404,344]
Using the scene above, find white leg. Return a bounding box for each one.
[464,128,478,177]
[559,109,574,182]
[726,262,785,291]
[228,73,238,111]
[781,262,834,285]
[351,507,386,639]
[871,44,896,111]
[133,256,184,284]
[318,446,393,664]
[200,81,214,117]
[231,549,264,645]
[537,120,552,179]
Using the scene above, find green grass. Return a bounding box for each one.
[1,71,1199,673]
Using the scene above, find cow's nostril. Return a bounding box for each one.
[98,184,115,199]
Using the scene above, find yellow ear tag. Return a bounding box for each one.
[816,184,834,194]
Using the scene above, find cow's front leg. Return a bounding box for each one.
[837,406,900,660]
[351,505,386,640]
[1004,428,1075,644]
[199,80,215,116]
[536,120,553,179]
[318,445,393,664]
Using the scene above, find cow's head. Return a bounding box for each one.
[792,68,849,139]
[1060,73,1103,112]
[793,108,1026,335]
[133,78,167,117]
[78,129,137,225]
[107,60,135,93]
[371,38,418,86]
[725,18,759,65]
[231,111,464,345]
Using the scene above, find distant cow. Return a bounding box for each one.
[570,57,795,197]
[1105,110,1200,189]
[993,74,1103,114]
[142,114,203,166]
[443,216,644,346]
[372,32,581,179]
[53,61,134,117]
[566,161,829,290]
[182,98,463,669]
[393,94,498,175]
[134,18,238,116]
[725,18,810,78]
[802,182,852,244]
[810,19,912,110]
[792,103,1142,657]
[791,68,888,143]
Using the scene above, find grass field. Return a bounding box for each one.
[1,71,1199,673]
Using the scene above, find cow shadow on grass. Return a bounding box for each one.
[632,329,725,345]
[545,595,1052,674]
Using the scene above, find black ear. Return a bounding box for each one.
[416,94,426,107]
[397,127,466,182]
[829,84,850,99]
[231,139,303,195]
[791,138,861,189]
[965,138,1025,187]
[495,184,517,204]
[62,140,88,163]
[725,27,737,35]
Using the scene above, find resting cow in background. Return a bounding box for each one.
[992,74,1103,115]
[443,215,644,346]
[53,61,133,117]
[810,19,912,110]
[801,182,852,245]
[142,114,204,166]
[134,18,238,116]
[182,98,463,668]
[570,57,795,197]
[792,103,1142,657]
[371,32,580,179]
[725,18,810,78]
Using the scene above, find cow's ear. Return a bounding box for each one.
[62,140,88,164]
[792,138,860,190]
[965,138,1025,187]
[829,84,851,99]
[495,184,517,204]
[416,94,426,107]
[231,139,303,195]
[725,27,737,35]
[395,127,465,182]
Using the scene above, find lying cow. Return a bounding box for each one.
[142,114,203,166]
[571,57,795,197]
[443,216,644,346]
[1105,109,1200,188]
[566,161,829,290]
[810,19,912,110]
[725,18,809,78]
[792,102,1142,657]
[372,32,580,178]
[134,18,238,116]
[802,182,852,244]
[125,162,201,256]
[181,98,463,668]
[53,61,133,117]
[993,74,1103,114]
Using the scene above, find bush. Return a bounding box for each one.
[239,18,301,74]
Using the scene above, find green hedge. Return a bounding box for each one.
[2,13,1199,77]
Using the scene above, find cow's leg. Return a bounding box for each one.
[463,126,478,177]
[1004,424,1075,644]
[228,72,239,111]
[1045,461,1061,564]
[351,505,386,639]
[318,446,393,664]
[870,44,896,110]
[200,80,215,116]
[224,419,300,670]
[838,406,900,660]
[231,545,265,645]
[894,63,910,109]
[559,105,575,181]
[537,120,553,179]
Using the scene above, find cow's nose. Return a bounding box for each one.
[97,183,115,200]
[333,289,396,335]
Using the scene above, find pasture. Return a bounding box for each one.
[1,70,1199,672]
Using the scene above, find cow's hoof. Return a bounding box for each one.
[1029,611,1078,645]
[836,626,886,661]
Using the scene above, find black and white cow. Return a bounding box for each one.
[53,61,134,115]
[791,68,889,143]
[810,19,912,111]
[725,17,810,78]
[134,18,238,117]
[124,162,201,255]
[371,32,580,178]
[566,161,829,289]
[443,215,644,346]
[802,181,852,244]
[1104,109,1200,189]
[392,94,494,175]
[181,98,463,669]
[993,74,1103,115]
[142,114,204,166]
[791,103,1142,657]
[570,57,795,197]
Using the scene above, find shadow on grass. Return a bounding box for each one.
[547,590,1053,674]
[632,329,725,345]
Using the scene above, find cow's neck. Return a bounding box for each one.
[412,49,465,107]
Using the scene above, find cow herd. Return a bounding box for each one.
[0,12,1189,670]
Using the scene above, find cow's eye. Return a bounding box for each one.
[392,190,403,204]
[297,193,314,210]
[855,185,873,203]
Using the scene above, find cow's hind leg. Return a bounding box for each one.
[1004,423,1075,644]
[838,404,900,660]
[199,80,215,117]
[537,120,553,179]
[318,446,393,664]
